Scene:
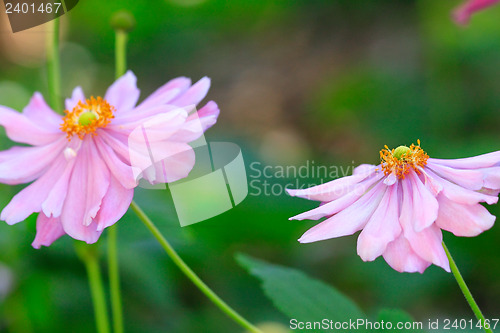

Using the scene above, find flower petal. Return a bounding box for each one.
[290,173,383,220]
[407,171,439,232]
[0,140,66,185]
[169,101,220,142]
[94,136,138,189]
[94,176,134,231]
[383,235,430,274]
[287,169,377,202]
[23,92,62,130]
[0,106,62,146]
[170,77,210,107]
[104,71,140,113]
[435,193,495,237]
[60,139,110,243]
[298,182,387,243]
[357,183,401,261]
[424,169,498,205]
[426,161,484,191]
[136,77,192,110]
[32,214,65,249]
[41,157,77,218]
[404,225,450,272]
[428,151,500,169]
[1,155,68,224]
[453,0,500,25]
[65,86,85,111]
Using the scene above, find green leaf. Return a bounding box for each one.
[236,253,366,333]
[377,309,425,333]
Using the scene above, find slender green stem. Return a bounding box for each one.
[105,27,129,333]
[76,244,111,333]
[115,31,128,79]
[46,18,62,114]
[108,226,124,333]
[130,201,263,333]
[443,242,493,333]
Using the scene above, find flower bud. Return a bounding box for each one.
[110,10,136,32]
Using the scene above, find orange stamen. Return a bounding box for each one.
[379,140,429,179]
[60,97,115,140]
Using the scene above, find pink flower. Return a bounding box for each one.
[287,141,500,273]
[0,71,219,248]
[453,0,500,25]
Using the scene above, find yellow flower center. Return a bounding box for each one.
[380,139,429,179]
[60,97,115,140]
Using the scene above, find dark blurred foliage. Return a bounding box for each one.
[0,0,499,332]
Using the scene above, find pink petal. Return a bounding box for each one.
[94,176,134,231]
[60,139,110,243]
[353,164,377,175]
[426,161,484,191]
[404,224,450,272]
[136,77,192,110]
[290,173,383,220]
[170,77,210,107]
[167,101,220,143]
[0,138,66,185]
[41,157,77,218]
[453,0,500,25]
[94,136,138,189]
[481,166,500,190]
[421,168,443,196]
[32,214,65,249]
[399,173,449,271]
[407,171,439,232]
[357,183,401,261]
[1,155,68,224]
[435,193,495,237]
[110,104,181,127]
[0,105,62,146]
[383,235,431,273]
[428,151,500,169]
[65,87,85,111]
[287,170,377,202]
[23,92,62,130]
[298,182,387,243]
[104,71,140,113]
[140,143,195,184]
[98,131,131,162]
[424,169,498,205]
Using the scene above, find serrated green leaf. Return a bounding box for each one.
[236,253,366,333]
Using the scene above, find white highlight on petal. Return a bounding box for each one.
[64,147,77,161]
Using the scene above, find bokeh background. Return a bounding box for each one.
[0,0,499,332]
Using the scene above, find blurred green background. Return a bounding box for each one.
[0,0,499,332]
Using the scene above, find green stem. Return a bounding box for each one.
[106,28,129,333]
[443,242,493,333]
[115,30,128,79]
[46,17,62,114]
[108,226,124,333]
[76,244,111,333]
[130,201,263,333]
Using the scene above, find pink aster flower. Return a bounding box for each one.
[453,0,500,25]
[0,71,219,248]
[287,141,500,273]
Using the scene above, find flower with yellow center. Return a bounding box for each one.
[380,139,429,179]
[0,71,220,248]
[60,96,115,140]
[288,139,500,274]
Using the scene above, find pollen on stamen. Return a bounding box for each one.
[380,140,429,179]
[60,96,115,140]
